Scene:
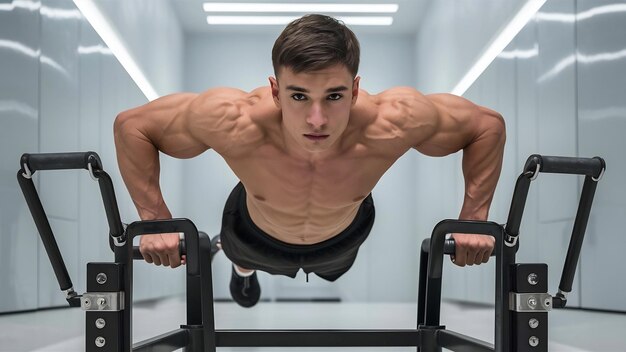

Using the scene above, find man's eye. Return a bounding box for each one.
[291,94,307,101]
[328,93,343,101]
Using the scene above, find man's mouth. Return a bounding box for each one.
[304,134,329,141]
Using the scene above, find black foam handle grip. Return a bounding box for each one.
[421,238,457,255]
[443,239,455,255]
[21,152,102,173]
[421,238,497,257]
[132,239,186,260]
[524,155,605,178]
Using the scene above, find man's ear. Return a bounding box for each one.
[351,76,361,105]
[269,76,280,108]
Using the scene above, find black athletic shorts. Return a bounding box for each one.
[219,182,375,282]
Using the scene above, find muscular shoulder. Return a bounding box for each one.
[353,87,439,149]
[186,87,278,155]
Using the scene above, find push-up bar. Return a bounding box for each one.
[17,152,604,351]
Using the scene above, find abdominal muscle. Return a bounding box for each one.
[224,144,386,245]
[245,194,362,245]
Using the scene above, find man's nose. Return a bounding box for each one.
[306,104,327,129]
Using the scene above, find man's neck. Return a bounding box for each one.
[279,123,342,163]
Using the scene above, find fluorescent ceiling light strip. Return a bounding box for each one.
[451,0,546,96]
[203,3,398,13]
[207,16,393,25]
[73,0,159,101]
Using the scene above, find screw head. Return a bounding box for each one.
[95,318,106,329]
[96,273,107,285]
[95,336,106,347]
[527,297,537,309]
[82,298,91,309]
[527,273,538,285]
[529,318,539,329]
[529,336,539,347]
[544,297,552,308]
[97,297,107,308]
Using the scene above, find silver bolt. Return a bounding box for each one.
[83,298,91,309]
[95,336,106,348]
[95,318,106,329]
[97,297,107,308]
[527,297,537,309]
[529,318,539,329]
[96,273,107,285]
[527,273,538,285]
[544,297,552,307]
[529,336,539,347]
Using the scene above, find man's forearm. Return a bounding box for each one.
[459,112,506,221]
[114,113,172,221]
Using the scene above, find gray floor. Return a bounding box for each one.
[0,297,625,351]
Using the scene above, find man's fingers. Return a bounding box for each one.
[474,250,485,265]
[466,250,478,266]
[152,255,162,266]
[454,249,468,267]
[160,253,171,267]
[139,233,185,268]
[169,251,182,268]
[142,252,154,264]
[481,248,491,263]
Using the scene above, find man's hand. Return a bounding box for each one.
[139,233,186,268]
[450,233,495,267]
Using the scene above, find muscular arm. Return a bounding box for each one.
[114,93,206,221]
[113,88,249,220]
[416,93,506,221]
[393,90,505,266]
[113,88,250,267]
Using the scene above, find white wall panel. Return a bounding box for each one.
[536,1,579,223]
[535,0,582,307]
[577,0,626,311]
[433,0,625,310]
[38,1,81,222]
[414,0,527,93]
[0,0,40,313]
[77,17,112,296]
[37,0,82,307]
[2,0,186,312]
[93,0,184,95]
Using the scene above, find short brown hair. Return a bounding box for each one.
[272,14,360,78]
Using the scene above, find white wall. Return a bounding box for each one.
[0,0,187,313]
[414,0,528,93]
[417,0,626,313]
[92,0,184,95]
[183,31,421,302]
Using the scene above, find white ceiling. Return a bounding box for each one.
[170,0,432,35]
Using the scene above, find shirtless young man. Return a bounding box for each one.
[114,14,505,308]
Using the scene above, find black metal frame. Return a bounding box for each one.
[17,152,605,351]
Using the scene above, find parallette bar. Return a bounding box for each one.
[21,152,102,173]
[523,155,605,178]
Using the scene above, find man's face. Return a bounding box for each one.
[269,64,360,154]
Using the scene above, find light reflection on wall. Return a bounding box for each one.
[78,44,113,55]
[0,100,38,119]
[498,44,539,60]
[537,3,626,23]
[538,49,626,83]
[0,38,69,77]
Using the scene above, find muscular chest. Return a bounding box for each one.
[225,146,391,211]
